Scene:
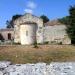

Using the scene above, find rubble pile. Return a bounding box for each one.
[0,61,75,75]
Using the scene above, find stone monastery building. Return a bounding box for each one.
[0,13,71,45]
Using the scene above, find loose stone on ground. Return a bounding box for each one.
[0,61,75,75]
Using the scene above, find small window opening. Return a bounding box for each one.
[8,33,11,40]
[26,31,28,36]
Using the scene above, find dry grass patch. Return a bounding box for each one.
[0,45,75,64]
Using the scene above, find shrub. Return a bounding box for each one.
[13,42,21,45]
[44,41,49,44]
[58,42,62,45]
[33,41,38,48]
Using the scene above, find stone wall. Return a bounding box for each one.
[0,29,14,41]
[44,25,71,44]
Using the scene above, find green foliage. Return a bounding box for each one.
[13,42,21,45]
[33,41,38,48]
[67,5,75,44]
[12,15,22,21]
[58,42,62,45]
[40,15,49,23]
[58,16,70,25]
[58,5,75,44]
[44,41,49,44]
[6,20,14,28]
[6,14,22,28]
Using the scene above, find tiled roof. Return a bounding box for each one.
[0,28,14,32]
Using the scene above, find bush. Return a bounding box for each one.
[33,41,38,48]
[51,41,56,44]
[44,41,49,44]
[13,42,21,45]
[58,42,62,45]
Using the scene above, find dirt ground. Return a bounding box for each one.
[0,45,75,64]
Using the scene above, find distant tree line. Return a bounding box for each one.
[58,5,75,44]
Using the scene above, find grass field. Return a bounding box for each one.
[0,45,75,64]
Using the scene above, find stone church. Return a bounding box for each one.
[0,13,71,45]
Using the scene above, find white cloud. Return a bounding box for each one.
[24,1,37,14]
[24,9,33,13]
[27,1,37,9]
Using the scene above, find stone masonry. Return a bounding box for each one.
[14,13,43,44]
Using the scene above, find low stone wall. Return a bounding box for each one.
[0,61,75,75]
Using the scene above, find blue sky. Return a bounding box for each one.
[0,0,75,28]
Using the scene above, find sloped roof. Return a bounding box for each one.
[44,20,62,26]
[0,28,14,32]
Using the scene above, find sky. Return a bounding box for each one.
[0,0,75,28]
